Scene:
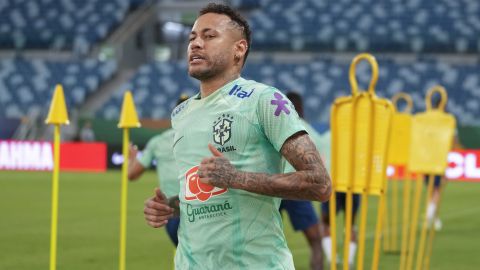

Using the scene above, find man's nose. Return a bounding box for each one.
[190,37,203,49]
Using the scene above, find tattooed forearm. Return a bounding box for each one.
[203,132,332,201]
[168,195,180,217]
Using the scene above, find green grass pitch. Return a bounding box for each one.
[0,170,479,269]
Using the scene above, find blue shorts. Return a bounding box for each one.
[165,217,180,246]
[424,175,442,188]
[321,192,360,216]
[280,200,319,231]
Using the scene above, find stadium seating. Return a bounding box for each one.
[0,58,117,118]
[234,0,480,53]
[0,0,145,52]
[98,58,480,125]
[100,61,198,120]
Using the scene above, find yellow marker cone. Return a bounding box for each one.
[118,91,140,128]
[117,91,141,270]
[45,84,70,125]
[45,84,70,270]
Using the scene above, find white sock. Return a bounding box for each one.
[322,237,332,262]
[427,202,437,222]
[349,242,357,266]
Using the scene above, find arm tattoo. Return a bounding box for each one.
[168,195,180,217]
[208,132,332,201]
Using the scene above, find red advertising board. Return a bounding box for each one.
[60,143,107,172]
[0,140,107,172]
[388,150,480,182]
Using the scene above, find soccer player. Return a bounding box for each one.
[281,92,323,270]
[424,174,442,230]
[143,3,331,269]
[318,131,360,267]
[128,95,189,246]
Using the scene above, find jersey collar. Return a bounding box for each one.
[194,77,244,100]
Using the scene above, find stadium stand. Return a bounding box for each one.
[2,0,479,140]
[0,58,117,118]
[98,58,480,124]
[232,0,480,52]
[0,0,145,53]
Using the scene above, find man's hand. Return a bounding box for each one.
[198,144,238,188]
[144,188,174,228]
[128,143,145,181]
[129,143,138,162]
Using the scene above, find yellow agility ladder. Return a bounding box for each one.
[384,93,413,255]
[330,53,394,270]
[405,86,456,270]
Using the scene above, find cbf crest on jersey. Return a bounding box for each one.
[213,114,234,146]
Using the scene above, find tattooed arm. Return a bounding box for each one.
[198,131,331,202]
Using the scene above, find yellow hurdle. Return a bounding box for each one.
[406,86,456,270]
[117,91,141,270]
[330,53,394,270]
[45,84,70,270]
[385,92,414,255]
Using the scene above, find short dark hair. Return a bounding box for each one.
[286,92,304,119]
[199,3,251,66]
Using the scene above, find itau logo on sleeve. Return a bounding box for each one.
[184,166,227,202]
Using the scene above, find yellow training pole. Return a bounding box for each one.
[343,189,353,270]
[406,174,423,270]
[383,183,391,253]
[415,174,435,270]
[399,177,412,270]
[119,128,129,270]
[372,191,386,270]
[423,177,445,270]
[330,192,338,270]
[49,124,60,270]
[356,192,369,270]
[392,179,399,251]
[117,91,141,270]
[45,84,69,270]
[356,88,376,270]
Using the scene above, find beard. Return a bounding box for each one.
[188,52,230,81]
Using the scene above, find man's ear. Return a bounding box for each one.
[234,39,248,63]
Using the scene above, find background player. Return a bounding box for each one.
[128,95,189,246]
[318,130,360,267]
[280,92,324,270]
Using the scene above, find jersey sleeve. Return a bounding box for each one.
[138,138,156,168]
[256,88,306,152]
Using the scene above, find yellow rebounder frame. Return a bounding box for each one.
[384,93,413,255]
[405,86,456,270]
[330,53,394,270]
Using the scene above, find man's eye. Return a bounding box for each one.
[206,35,215,39]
